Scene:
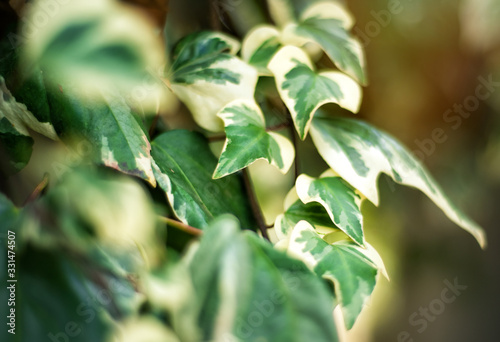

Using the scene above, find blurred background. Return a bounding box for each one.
[343,0,500,341]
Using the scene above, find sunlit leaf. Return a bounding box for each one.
[287,221,377,329]
[282,2,367,84]
[168,32,258,132]
[296,171,364,246]
[269,46,361,139]
[214,100,294,178]
[275,186,340,241]
[310,115,487,248]
[242,25,282,75]
[151,130,256,229]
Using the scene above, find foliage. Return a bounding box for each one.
[0,0,486,341]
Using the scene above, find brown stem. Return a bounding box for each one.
[288,122,300,179]
[158,216,202,236]
[24,174,49,205]
[242,169,269,240]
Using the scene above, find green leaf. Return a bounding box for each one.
[282,2,367,84]
[242,26,282,75]
[275,186,340,241]
[168,32,258,132]
[296,171,364,246]
[310,116,487,248]
[214,100,294,178]
[0,117,33,174]
[47,84,156,186]
[0,76,57,140]
[269,46,361,140]
[0,247,110,342]
[287,221,378,329]
[151,130,256,229]
[189,216,339,341]
[22,0,164,101]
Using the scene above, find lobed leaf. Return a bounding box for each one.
[168,32,258,132]
[214,100,295,178]
[241,26,282,75]
[188,216,339,341]
[282,2,367,84]
[310,116,487,248]
[269,46,361,139]
[287,221,378,329]
[296,171,364,246]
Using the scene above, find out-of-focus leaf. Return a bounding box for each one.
[214,100,294,178]
[296,171,364,246]
[269,46,361,140]
[287,221,377,330]
[47,84,156,186]
[0,76,57,140]
[188,216,339,342]
[110,317,181,342]
[310,115,487,248]
[151,130,256,229]
[241,25,282,75]
[168,32,258,132]
[282,2,367,84]
[0,247,110,342]
[21,0,165,104]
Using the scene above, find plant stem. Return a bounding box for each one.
[24,173,49,205]
[288,122,300,179]
[159,216,203,236]
[242,168,269,240]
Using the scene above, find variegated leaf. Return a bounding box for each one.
[168,32,258,132]
[48,84,156,186]
[22,0,165,105]
[189,216,339,341]
[275,186,339,241]
[241,25,282,76]
[214,100,294,178]
[310,116,487,248]
[287,221,378,330]
[296,170,364,246]
[0,76,57,140]
[151,130,256,229]
[282,2,367,85]
[269,46,361,140]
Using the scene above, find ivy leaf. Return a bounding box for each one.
[47,84,156,186]
[151,130,256,229]
[214,100,294,178]
[0,116,33,174]
[310,116,487,248]
[282,2,367,85]
[275,187,339,241]
[0,76,57,141]
[168,32,258,132]
[189,216,339,341]
[296,171,364,246]
[241,26,282,75]
[287,221,378,330]
[269,46,361,140]
[21,0,164,102]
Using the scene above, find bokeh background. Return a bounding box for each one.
[343,0,500,341]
